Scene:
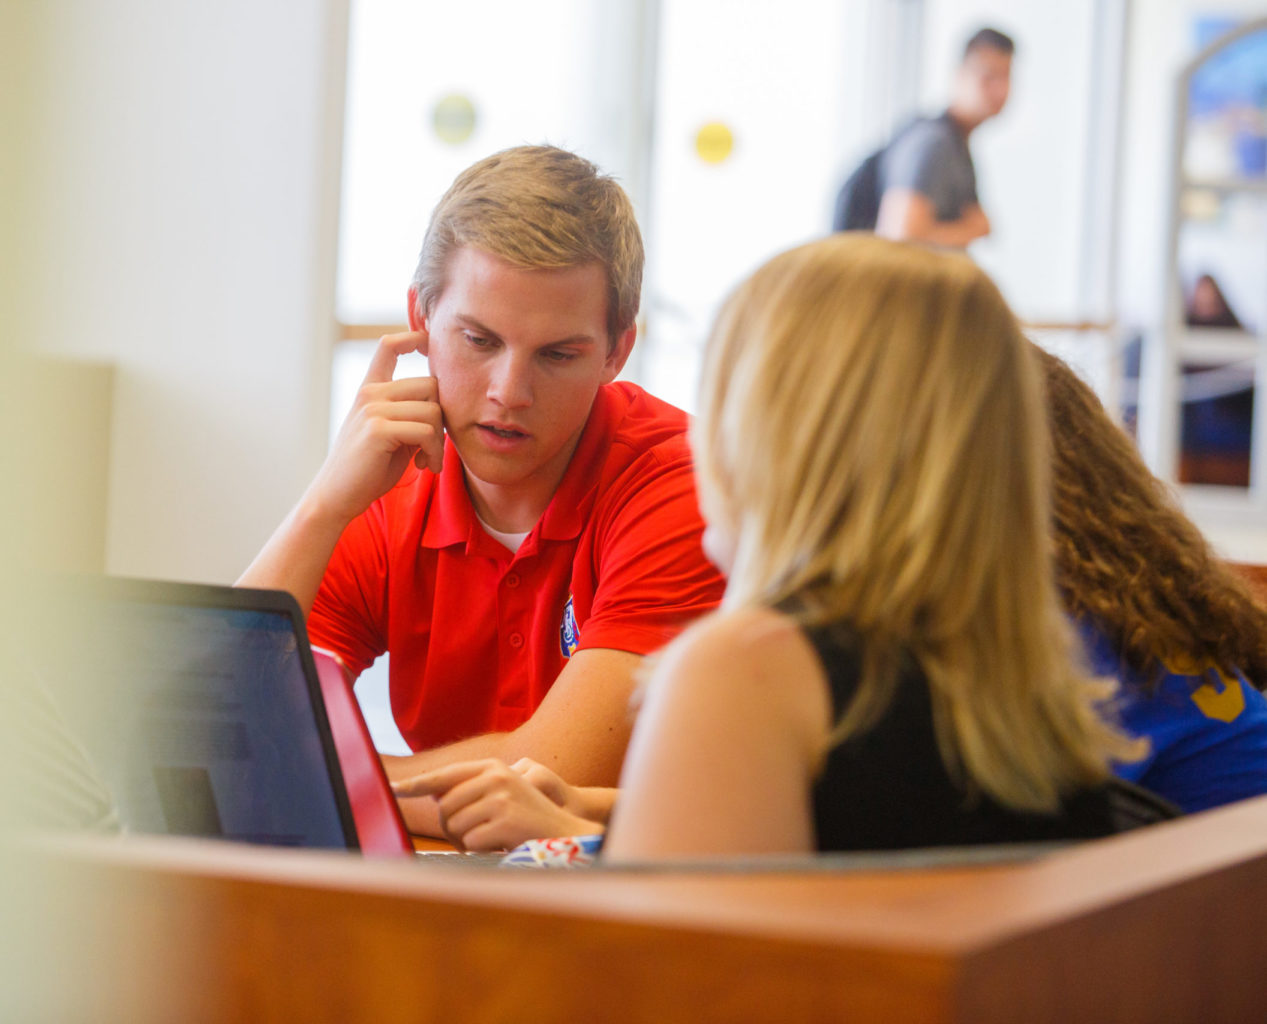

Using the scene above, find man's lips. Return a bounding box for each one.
[478,422,530,440]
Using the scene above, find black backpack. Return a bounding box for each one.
[832,145,886,232]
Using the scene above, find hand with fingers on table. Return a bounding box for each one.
[392,757,608,852]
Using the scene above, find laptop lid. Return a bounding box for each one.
[310,647,413,856]
[46,577,359,851]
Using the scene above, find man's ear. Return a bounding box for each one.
[406,285,429,356]
[601,324,638,384]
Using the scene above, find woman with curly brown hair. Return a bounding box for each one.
[1041,347,1267,813]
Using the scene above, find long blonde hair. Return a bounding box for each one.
[693,234,1139,812]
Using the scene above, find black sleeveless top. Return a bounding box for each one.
[803,620,1159,851]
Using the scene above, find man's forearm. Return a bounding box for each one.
[877,190,989,248]
[920,215,988,247]
[382,730,625,786]
[237,494,350,617]
[382,733,514,783]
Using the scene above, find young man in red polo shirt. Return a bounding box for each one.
[240,146,725,836]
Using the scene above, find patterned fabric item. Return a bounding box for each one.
[500,834,603,868]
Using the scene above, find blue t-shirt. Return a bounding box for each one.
[1079,620,1267,813]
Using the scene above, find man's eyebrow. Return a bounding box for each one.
[454,315,503,342]
[541,334,599,348]
[454,314,598,348]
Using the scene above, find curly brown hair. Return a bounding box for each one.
[1038,346,1267,690]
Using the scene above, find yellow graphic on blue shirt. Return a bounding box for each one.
[559,595,579,658]
[1190,669,1246,724]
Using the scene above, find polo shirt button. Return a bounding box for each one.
[504,573,520,589]
[509,632,525,649]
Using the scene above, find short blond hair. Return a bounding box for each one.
[412,145,643,343]
[694,233,1139,813]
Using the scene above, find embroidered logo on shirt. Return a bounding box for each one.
[1190,670,1246,724]
[559,595,579,658]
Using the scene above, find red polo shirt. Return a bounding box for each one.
[308,382,725,752]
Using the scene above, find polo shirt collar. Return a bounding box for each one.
[420,437,479,551]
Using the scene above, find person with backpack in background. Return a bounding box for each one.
[833,27,1013,248]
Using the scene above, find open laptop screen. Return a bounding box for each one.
[48,579,358,850]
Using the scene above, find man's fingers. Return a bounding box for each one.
[369,375,438,402]
[511,758,567,805]
[361,400,440,427]
[434,766,521,821]
[355,356,443,475]
[442,788,535,848]
[356,421,437,467]
[362,331,426,387]
[390,759,488,798]
[354,404,442,470]
[439,798,494,844]
[455,818,517,852]
[389,774,441,798]
[413,444,444,475]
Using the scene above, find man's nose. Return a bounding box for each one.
[487,351,533,408]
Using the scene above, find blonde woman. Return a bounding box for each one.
[602,234,1154,858]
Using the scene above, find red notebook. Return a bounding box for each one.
[311,648,413,857]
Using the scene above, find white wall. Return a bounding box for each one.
[6,0,348,584]
[6,0,1263,572]
[640,0,877,412]
[338,0,653,325]
[920,2,1102,321]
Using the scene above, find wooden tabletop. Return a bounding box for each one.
[9,794,1267,1022]
[411,833,458,853]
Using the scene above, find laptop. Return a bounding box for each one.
[43,577,413,856]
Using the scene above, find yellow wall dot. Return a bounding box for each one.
[432,93,477,145]
[695,121,734,164]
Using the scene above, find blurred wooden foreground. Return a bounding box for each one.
[7,794,1267,1023]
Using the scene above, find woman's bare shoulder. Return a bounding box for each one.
[673,605,815,662]
[654,606,833,738]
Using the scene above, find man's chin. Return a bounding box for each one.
[452,438,537,486]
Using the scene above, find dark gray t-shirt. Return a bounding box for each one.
[880,112,978,223]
